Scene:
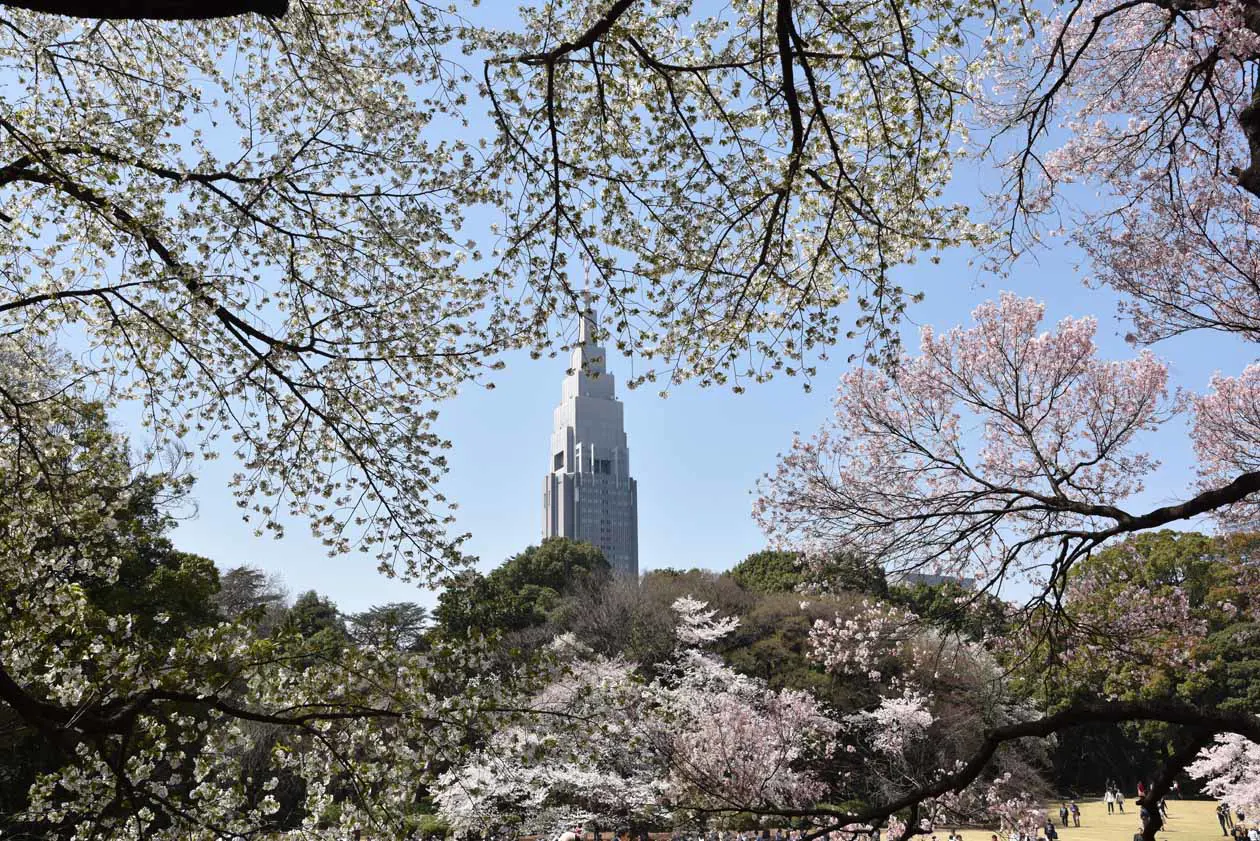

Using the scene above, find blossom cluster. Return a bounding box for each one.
[1189,734,1260,814]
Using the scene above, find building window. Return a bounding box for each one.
[554,452,564,470]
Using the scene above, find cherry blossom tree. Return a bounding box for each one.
[434,598,835,832]
[972,0,1260,582]
[760,293,1257,590]
[1188,734,1260,814]
[983,0,1260,347]
[657,598,835,812]
[0,0,1009,595]
[758,293,1260,838]
[803,596,1052,827]
[966,0,1260,537]
[484,0,1002,376]
[434,648,667,835]
[0,335,524,838]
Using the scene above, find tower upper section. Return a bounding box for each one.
[542,301,639,576]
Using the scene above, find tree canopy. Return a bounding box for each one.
[728,550,805,594]
[0,0,1258,837]
[431,538,609,638]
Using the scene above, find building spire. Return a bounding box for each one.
[579,259,596,344]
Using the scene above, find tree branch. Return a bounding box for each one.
[1104,469,1260,535]
[0,0,286,19]
[1138,727,1215,841]
[505,0,638,65]
[775,0,804,154]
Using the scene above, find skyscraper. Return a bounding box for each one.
[542,302,639,576]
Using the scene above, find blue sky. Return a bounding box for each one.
[154,6,1255,613]
[166,217,1253,614]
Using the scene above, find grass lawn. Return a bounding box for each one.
[1055,798,1223,841]
[942,800,1223,841]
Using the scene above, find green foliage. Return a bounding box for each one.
[496,537,610,593]
[887,582,1009,642]
[348,602,430,651]
[431,539,609,638]
[416,812,452,838]
[1197,621,1260,713]
[431,569,504,638]
[279,590,349,660]
[721,592,874,711]
[1089,530,1239,608]
[215,565,287,629]
[86,536,221,644]
[1035,530,1260,793]
[6,400,219,640]
[816,551,890,597]
[1064,529,1259,704]
[727,549,888,597]
[728,550,804,593]
[287,590,346,638]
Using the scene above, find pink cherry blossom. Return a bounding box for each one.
[984,0,1260,342]
[757,293,1174,590]
[846,687,936,756]
[1192,363,1260,529]
[810,600,919,676]
[1188,734,1260,813]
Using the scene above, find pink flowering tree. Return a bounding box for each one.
[976,0,1260,537]
[985,0,1260,346]
[758,293,1260,838]
[433,646,669,835]
[1188,734,1260,813]
[433,598,836,832]
[657,598,836,812]
[761,293,1193,587]
[805,597,1052,832]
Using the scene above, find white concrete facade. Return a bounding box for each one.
[542,306,639,577]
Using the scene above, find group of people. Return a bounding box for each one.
[1032,801,1082,841]
[684,831,814,841]
[1056,802,1083,828]
[1103,787,1125,815]
[1218,802,1260,841]
[996,782,1176,841]
[582,828,829,841]
[554,786,1208,841]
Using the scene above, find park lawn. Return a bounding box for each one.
[943,799,1221,841]
[1048,798,1221,841]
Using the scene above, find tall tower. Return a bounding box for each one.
[542,300,639,576]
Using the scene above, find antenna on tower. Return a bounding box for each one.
[579,256,596,343]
